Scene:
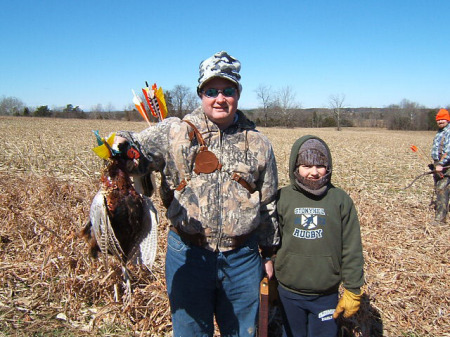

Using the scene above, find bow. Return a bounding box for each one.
[258,277,269,337]
[402,166,450,190]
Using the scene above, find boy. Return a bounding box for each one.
[275,135,364,337]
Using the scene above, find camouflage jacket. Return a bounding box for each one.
[118,106,279,254]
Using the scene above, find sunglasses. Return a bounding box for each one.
[202,87,237,98]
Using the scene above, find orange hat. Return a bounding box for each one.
[436,108,450,121]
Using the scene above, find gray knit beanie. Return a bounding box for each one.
[294,139,331,196]
[296,139,329,168]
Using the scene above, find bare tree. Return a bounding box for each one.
[123,103,136,121]
[90,103,104,119]
[97,103,116,119]
[275,86,299,127]
[0,96,25,115]
[105,103,115,113]
[255,84,273,127]
[185,92,199,112]
[399,98,426,129]
[170,85,197,118]
[329,94,346,131]
[91,103,103,112]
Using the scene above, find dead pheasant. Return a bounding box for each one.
[80,132,158,305]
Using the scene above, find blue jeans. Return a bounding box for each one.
[165,230,263,337]
[278,285,338,337]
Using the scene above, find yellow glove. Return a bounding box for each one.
[333,289,362,319]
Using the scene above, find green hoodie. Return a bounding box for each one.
[275,135,364,295]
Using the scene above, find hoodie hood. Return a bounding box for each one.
[289,135,333,196]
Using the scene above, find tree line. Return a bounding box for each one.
[1,86,448,131]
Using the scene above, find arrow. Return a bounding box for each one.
[132,89,151,126]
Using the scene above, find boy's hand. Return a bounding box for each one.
[263,259,274,279]
[333,288,362,319]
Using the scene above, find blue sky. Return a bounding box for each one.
[1,0,449,111]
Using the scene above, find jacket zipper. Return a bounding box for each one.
[216,129,224,251]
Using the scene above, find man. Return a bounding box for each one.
[431,108,450,224]
[115,51,279,336]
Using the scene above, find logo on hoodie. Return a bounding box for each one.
[293,207,326,239]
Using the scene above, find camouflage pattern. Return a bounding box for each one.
[197,51,242,95]
[431,124,450,222]
[434,175,450,222]
[118,106,279,252]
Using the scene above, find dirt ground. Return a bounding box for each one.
[0,117,448,336]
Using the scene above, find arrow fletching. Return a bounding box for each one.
[155,85,168,119]
[409,144,431,164]
[131,82,168,124]
[92,132,117,159]
[145,86,158,118]
[132,89,151,126]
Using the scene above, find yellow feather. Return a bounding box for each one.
[106,132,116,146]
[92,133,116,159]
[156,87,168,118]
[92,144,111,159]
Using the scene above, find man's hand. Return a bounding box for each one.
[333,289,362,319]
[434,164,445,178]
[114,135,128,146]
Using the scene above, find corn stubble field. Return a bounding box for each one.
[0,116,448,337]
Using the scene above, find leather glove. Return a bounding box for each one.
[428,163,435,171]
[333,289,362,319]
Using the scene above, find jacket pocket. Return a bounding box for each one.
[276,253,341,294]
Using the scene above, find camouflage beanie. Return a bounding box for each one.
[294,139,331,196]
[296,139,329,168]
[197,51,242,95]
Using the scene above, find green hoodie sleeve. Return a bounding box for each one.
[341,195,364,293]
